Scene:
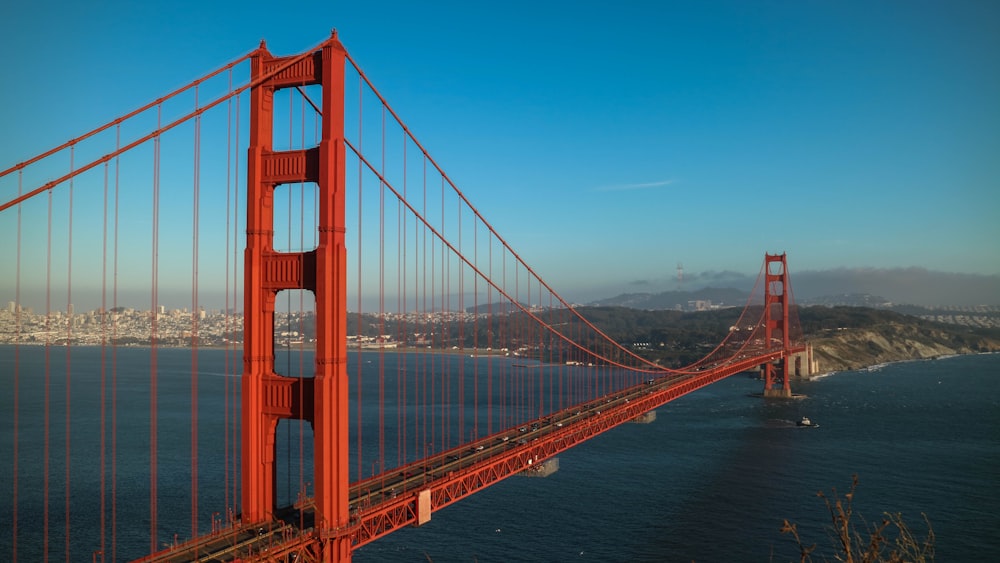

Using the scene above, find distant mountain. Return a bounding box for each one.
[593,290,902,310]
[797,293,893,307]
[589,287,749,310]
[789,268,1000,307]
[588,268,1000,310]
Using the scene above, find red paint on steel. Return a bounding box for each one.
[763,253,793,395]
[242,31,352,562]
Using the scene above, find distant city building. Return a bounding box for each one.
[687,300,713,311]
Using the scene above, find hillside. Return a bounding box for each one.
[564,305,1000,372]
[797,306,1000,372]
[588,287,749,310]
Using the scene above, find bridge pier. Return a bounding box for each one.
[789,344,819,378]
[519,458,559,478]
[631,411,657,424]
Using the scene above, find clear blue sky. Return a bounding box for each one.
[2,0,998,305]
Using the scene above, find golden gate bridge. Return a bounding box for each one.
[0,32,808,562]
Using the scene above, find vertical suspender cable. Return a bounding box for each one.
[223,71,233,519]
[44,187,52,561]
[500,250,505,428]
[355,74,364,482]
[399,133,406,468]
[12,171,22,561]
[112,124,121,562]
[231,90,241,514]
[299,91,309,517]
[439,176,446,451]
[428,174,434,455]
[549,290,554,414]
[379,105,386,475]
[285,88,294,505]
[517,261,522,421]
[473,217,478,441]
[100,160,109,563]
[429,173,436,454]
[555,292,560,412]
[65,146,75,563]
[487,231,492,436]
[191,85,202,539]
[308,101,316,491]
[514,257,520,425]
[421,156,428,462]
[540,284,545,414]
[38,186,49,559]
[150,105,161,554]
[457,200,464,444]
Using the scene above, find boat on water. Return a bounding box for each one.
[797,416,819,428]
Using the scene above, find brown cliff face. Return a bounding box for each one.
[807,323,1000,372]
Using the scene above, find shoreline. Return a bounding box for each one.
[5,341,997,372]
[0,341,517,358]
[801,350,1000,381]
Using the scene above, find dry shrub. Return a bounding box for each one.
[780,475,934,563]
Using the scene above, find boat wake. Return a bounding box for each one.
[764,418,797,428]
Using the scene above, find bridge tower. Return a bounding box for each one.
[762,253,792,398]
[242,33,351,561]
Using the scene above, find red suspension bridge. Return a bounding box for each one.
[0,33,808,562]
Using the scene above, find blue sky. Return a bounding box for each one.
[2,0,998,306]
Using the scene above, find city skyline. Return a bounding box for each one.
[2,1,999,309]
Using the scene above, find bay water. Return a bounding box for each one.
[356,353,1000,562]
[1,346,997,561]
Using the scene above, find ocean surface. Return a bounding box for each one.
[2,346,998,562]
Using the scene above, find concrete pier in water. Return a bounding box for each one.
[519,457,559,478]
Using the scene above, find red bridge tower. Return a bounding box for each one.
[762,253,793,398]
[242,33,351,561]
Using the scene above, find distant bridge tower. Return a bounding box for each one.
[762,253,792,398]
[242,33,351,561]
[677,262,683,286]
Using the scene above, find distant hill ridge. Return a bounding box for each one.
[588,289,901,310]
[589,287,749,310]
[566,305,1000,372]
[589,288,1000,333]
[795,306,1000,371]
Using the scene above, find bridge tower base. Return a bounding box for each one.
[762,387,793,399]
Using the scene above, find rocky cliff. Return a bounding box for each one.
[806,322,1000,372]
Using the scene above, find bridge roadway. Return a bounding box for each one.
[138,348,791,562]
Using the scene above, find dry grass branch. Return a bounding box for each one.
[780,475,934,563]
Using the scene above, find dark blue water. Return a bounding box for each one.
[354,353,1000,562]
[2,347,998,561]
